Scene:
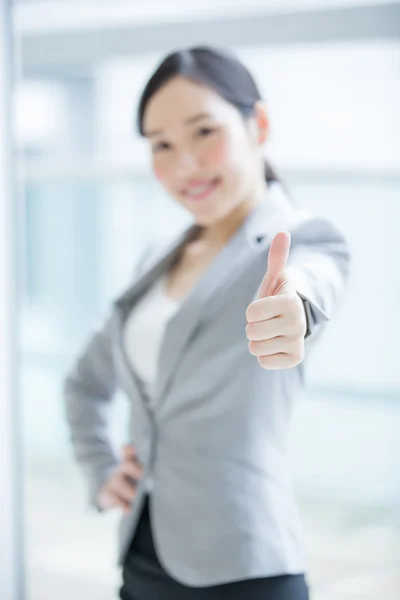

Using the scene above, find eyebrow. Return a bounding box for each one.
[144,112,212,137]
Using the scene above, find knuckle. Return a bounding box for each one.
[246,302,257,322]
[290,346,304,366]
[283,295,298,312]
[248,341,257,356]
[293,303,306,325]
[297,348,305,364]
[286,312,305,336]
[258,355,271,370]
[293,315,305,333]
[248,325,263,343]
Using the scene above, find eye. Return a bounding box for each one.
[153,140,171,153]
[197,127,215,138]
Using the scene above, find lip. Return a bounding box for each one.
[181,178,220,202]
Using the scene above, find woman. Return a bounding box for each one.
[64,46,350,599]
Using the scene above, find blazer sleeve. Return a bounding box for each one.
[63,244,155,510]
[63,310,119,510]
[287,215,351,341]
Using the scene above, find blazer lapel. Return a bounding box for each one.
[154,225,256,404]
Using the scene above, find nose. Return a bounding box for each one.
[174,150,200,177]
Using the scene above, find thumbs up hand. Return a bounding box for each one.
[245,231,307,370]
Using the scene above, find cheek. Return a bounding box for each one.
[152,158,171,187]
[201,137,233,170]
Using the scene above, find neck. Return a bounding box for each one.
[197,181,268,247]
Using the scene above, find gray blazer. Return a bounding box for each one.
[64,183,350,586]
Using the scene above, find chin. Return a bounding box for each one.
[192,216,216,227]
[192,208,229,227]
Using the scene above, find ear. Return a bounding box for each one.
[254,100,269,145]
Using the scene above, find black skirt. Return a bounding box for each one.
[119,496,310,600]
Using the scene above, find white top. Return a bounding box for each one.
[123,274,181,409]
[123,275,181,494]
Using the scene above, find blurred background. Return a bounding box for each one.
[2,0,400,599]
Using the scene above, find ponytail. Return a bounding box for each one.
[264,159,291,200]
[264,160,280,184]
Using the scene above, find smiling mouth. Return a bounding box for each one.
[182,178,220,201]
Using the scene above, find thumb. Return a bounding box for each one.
[257,231,291,298]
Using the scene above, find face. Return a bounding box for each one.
[142,76,268,227]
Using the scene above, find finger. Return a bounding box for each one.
[111,478,137,504]
[257,351,304,371]
[122,444,137,461]
[109,491,132,514]
[257,353,294,370]
[248,337,297,358]
[246,295,286,324]
[121,460,143,481]
[98,488,117,511]
[246,316,290,342]
[258,231,291,298]
[98,486,131,513]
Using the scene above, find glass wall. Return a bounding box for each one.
[13,4,400,599]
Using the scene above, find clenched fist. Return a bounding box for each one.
[98,444,142,514]
[246,231,307,370]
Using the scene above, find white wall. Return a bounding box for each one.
[295,179,400,389]
[239,40,400,173]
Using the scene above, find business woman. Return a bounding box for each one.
[64,46,350,600]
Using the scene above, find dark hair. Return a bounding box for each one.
[137,46,281,185]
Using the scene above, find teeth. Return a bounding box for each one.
[186,182,215,197]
